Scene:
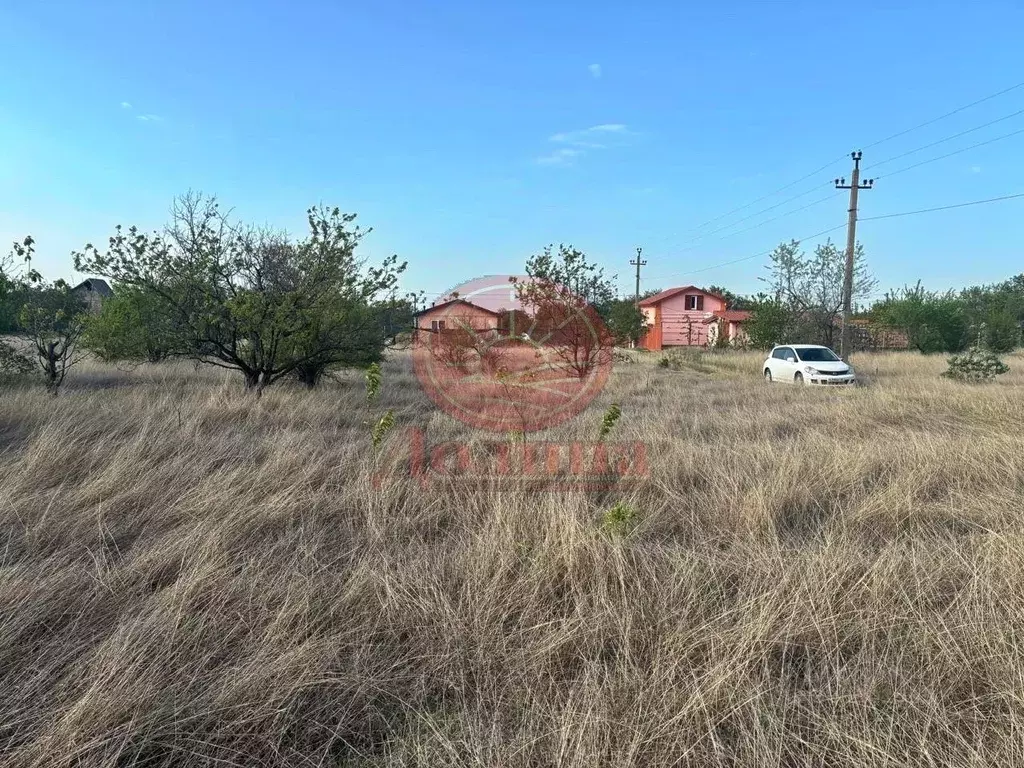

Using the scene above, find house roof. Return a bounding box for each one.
[71,278,113,297]
[638,285,726,307]
[701,310,752,324]
[412,298,502,318]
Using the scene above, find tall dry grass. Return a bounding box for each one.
[2,350,1024,766]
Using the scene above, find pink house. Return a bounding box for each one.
[638,286,739,350]
[412,298,501,339]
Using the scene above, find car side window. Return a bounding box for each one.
[771,348,787,360]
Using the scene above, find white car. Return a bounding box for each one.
[763,344,855,386]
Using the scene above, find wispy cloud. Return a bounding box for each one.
[536,124,632,166]
[536,148,584,166]
[970,165,982,173]
[120,101,163,123]
[588,63,602,79]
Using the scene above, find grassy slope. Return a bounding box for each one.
[2,350,1024,767]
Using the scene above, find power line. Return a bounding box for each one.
[645,191,1024,285]
[868,107,1024,170]
[860,192,1024,221]
[862,79,1024,151]
[644,223,847,283]
[875,125,1024,180]
[646,191,841,264]
[677,158,847,238]
[677,183,835,244]
[658,79,1024,244]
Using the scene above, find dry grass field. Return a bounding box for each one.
[2,349,1024,767]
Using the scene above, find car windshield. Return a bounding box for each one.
[796,347,840,362]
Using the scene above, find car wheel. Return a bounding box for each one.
[764,368,772,383]
[794,372,804,385]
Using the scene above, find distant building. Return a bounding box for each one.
[638,286,733,350]
[703,309,753,346]
[412,298,501,340]
[70,278,113,314]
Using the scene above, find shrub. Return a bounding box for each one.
[942,347,1009,382]
[365,362,382,403]
[600,501,638,535]
[657,348,710,373]
[598,403,621,441]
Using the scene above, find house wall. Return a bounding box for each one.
[415,304,499,332]
[72,288,104,315]
[658,291,726,347]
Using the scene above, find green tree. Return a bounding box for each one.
[872,282,968,353]
[8,236,88,393]
[744,297,791,349]
[522,244,617,306]
[19,283,88,394]
[83,285,176,363]
[515,244,614,378]
[0,249,33,376]
[596,298,647,346]
[73,193,407,393]
[759,238,876,347]
[705,285,755,310]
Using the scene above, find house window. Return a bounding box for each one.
[431,320,446,331]
[685,295,704,311]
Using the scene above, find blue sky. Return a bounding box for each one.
[2,0,1023,304]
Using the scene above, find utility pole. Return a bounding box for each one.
[630,247,646,304]
[835,151,874,360]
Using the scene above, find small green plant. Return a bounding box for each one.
[600,501,638,535]
[371,409,395,451]
[599,403,621,441]
[507,429,525,443]
[657,349,711,373]
[942,346,1009,382]
[365,362,382,403]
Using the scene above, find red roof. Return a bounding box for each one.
[638,285,726,307]
[701,309,752,324]
[412,298,501,318]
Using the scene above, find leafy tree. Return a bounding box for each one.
[19,283,88,394]
[7,236,88,393]
[377,294,420,346]
[872,282,968,353]
[705,285,754,310]
[759,238,876,347]
[83,285,176,363]
[515,245,614,378]
[0,250,33,376]
[73,193,407,393]
[958,275,1024,353]
[596,298,647,346]
[744,297,792,349]
[522,244,617,307]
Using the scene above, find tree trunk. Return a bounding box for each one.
[45,343,59,395]
[296,365,319,389]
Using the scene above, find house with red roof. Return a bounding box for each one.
[638,286,750,350]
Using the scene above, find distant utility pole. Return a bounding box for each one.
[630,247,647,304]
[835,151,874,360]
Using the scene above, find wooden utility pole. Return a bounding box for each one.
[834,151,874,360]
[630,247,646,304]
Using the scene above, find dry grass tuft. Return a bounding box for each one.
[2,350,1024,766]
